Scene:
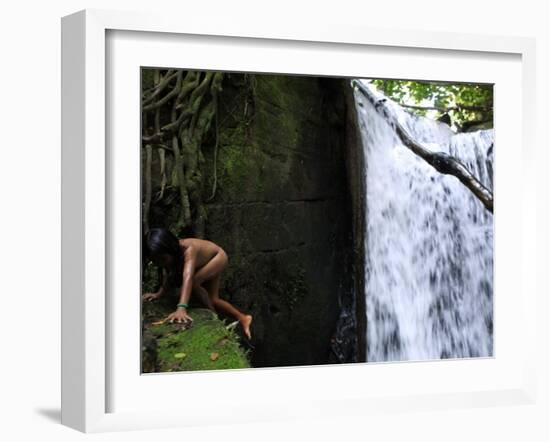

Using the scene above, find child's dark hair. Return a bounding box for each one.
[143,227,183,285]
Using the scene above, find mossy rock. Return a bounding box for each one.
[143,308,250,373]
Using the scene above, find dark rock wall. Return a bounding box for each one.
[202,74,354,367]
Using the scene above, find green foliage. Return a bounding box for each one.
[369,79,493,131]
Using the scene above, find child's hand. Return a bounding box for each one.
[166,308,193,324]
[142,292,161,302]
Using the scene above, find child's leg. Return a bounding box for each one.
[192,283,215,311]
[190,251,226,312]
[205,273,242,318]
[204,273,253,339]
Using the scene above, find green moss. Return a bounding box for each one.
[215,101,260,198]
[151,309,250,372]
[208,74,324,204]
[220,142,253,187]
[253,75,319,144]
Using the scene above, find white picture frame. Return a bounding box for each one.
[61,8,538,433]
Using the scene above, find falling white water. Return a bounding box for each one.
[354,81,494,362]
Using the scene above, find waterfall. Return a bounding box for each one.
[353,81,494,362]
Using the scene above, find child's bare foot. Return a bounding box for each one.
[240,315,253,340]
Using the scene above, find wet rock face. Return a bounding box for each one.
[202,74,354,367]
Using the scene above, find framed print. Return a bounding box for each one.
[61,9,538,433]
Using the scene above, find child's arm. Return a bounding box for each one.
[166,246,197,323]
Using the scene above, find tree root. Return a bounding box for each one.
[141,69,224,235]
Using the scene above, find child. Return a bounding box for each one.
[142,227,253,339]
